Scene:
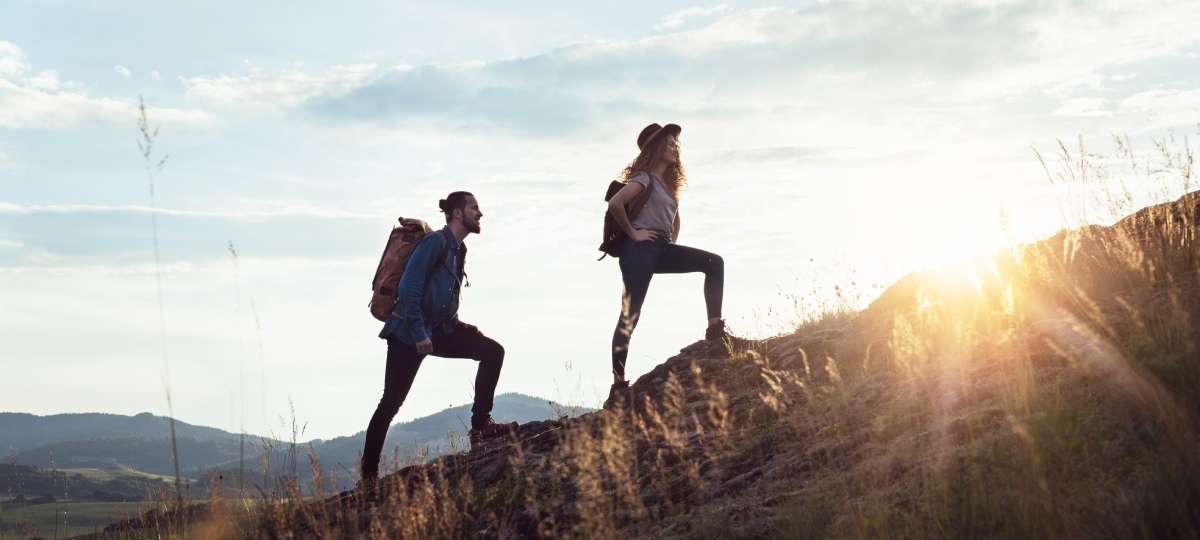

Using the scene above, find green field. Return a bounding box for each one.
[57,466,179,483]
[0,501,157,539]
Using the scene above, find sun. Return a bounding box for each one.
[905,202,1016,286]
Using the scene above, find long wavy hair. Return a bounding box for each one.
[620,133,687,200]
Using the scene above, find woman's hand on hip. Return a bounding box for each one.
[630,229,661,243]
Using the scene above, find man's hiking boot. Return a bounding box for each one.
[603,380,632,411]
[469,416,517,449]
[353,476,380,506]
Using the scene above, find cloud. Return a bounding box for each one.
[0,201,379,222]
[181,62,376,110]
[655,4,730,31]
[114,65,131,78]
[0,41,216,129]
[0,199,391,269]
[0,239,23,249]
[1105,87,1200,130]
[1052,97,1112,118]
[1044,72,1141,98]
[151,69,161,80]
[0,41,25,78]
[1120,88,1200,114]
[697,145,830,165]
[0,256,364,277]
[694,145,926,168]
[200,1,1189,136]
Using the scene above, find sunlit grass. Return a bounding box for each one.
[86,134,1200,538]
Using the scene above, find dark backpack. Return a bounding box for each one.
[598,177,656,260]
[369,218,451,322]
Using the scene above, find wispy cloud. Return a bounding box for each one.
[0,41,26,78]
[0,200,390,269]
[1120,88,1200,115]
[1053,97,1112,118]
[0,255,368,277]
[114,65,131,78]
[701,145,829,163]
[0,239,24,249]
[654,4,730,31]
[0,201,380,222]
[166,2,1200,136]
[0,41,216,129]
[181,61,377,110]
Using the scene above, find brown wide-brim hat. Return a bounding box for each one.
[636,122,681,151]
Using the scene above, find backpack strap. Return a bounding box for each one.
[428,228,469,288]
[458,242,470,288]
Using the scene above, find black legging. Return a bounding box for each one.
[361,321,504,479]
[611,237,723,379]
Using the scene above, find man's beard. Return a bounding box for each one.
[467,219,481,234]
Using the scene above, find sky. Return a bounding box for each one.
[1,0,1199,441]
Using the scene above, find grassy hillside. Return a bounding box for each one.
[0,464,165,502]
[90,187,1200,538]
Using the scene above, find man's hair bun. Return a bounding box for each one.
[438,191,474,223]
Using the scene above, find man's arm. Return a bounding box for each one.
[672,212,680,242]
[396,233,445,346]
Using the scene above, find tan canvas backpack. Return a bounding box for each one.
[368,217,443,321]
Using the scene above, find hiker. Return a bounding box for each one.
[360,191,513,484]
[603,123,730,408]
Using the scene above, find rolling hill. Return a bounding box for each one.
[1,393,589,499]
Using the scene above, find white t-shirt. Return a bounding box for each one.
[629,172,678,236]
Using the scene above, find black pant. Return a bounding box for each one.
[611,237,723,379]
[361,321,504,479]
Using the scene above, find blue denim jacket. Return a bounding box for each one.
[378,226,465,344]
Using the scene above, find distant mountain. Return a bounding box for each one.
[1,393,591,497]
[0,412,241,455]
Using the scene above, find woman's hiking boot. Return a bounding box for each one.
[704,319,749,354]
[603,380,632,411]
[705,319,729,341]
[469,416,517,450]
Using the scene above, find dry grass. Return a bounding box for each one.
[91,137,1200,539]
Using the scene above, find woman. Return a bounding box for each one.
[605,122,728,409]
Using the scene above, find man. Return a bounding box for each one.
[360,191,513,484]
